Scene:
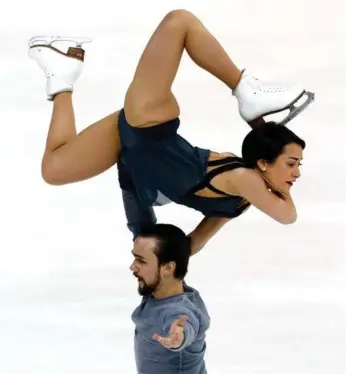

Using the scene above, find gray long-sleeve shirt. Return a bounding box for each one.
[132,284,210,374]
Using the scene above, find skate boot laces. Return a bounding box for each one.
[248,75,287,93]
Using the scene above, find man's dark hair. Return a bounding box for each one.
[139,224,191,279]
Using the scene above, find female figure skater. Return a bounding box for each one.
[28,10,314,253]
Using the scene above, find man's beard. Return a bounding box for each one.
[134,271,161,296]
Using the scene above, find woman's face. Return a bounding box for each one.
[258,143,303,195]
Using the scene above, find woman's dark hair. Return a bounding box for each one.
[241,122,306,168]
[139,224,190,279]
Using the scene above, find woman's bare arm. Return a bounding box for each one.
[231,169,297,224]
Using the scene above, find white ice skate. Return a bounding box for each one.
[28,36,92,101]
[233,69,315,128]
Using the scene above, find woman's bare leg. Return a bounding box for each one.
[42,92,121,185]
[41,9,242,185]
[125,9,242,127]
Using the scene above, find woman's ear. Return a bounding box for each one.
[257,159,267,172]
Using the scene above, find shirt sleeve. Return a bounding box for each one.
[117,161,157,239]
[159,306,200,351]
[121,189,157,239]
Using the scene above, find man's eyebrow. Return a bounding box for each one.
[131,250,146,260]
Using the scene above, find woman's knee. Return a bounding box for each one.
[162,9,194,27]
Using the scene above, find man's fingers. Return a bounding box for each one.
[153,333,173,347]
[175,315,189,327]
[152,333,164,343]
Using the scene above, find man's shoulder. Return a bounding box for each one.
[159,293,209,326]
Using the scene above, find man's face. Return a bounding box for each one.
[130,237,162,296]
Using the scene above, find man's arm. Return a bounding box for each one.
[188,216,231,256]
[121,189,157,238]
[118,161,157,239]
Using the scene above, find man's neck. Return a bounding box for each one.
[152,280,184,299]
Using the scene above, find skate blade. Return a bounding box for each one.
[278,91,315,126]
[248,91,315,128]
[28,36,92,48]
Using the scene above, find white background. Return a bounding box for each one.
[0,0,345,373]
